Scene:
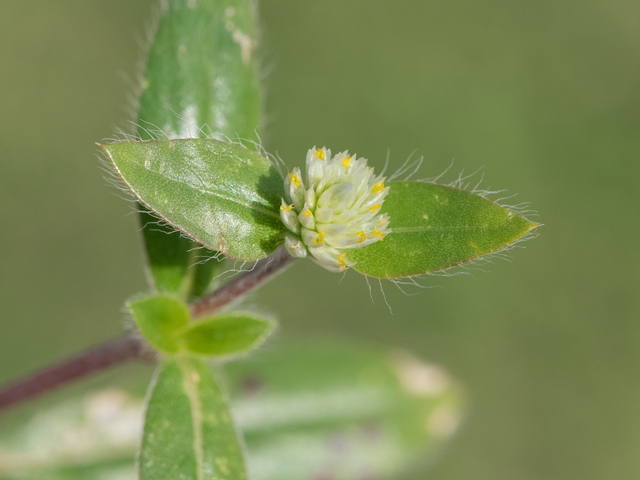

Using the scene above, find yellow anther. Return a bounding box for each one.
[370,203,381,211]
[280,204,293,212]
[314,231,326,244]
[371,227,385,237]
[316,148,325,160]
[342,156,351,167]
[338,253,347,268]
[357,231,366,243]
[303,210,312,217]
[287,173,301,186]
[372,181,385,193]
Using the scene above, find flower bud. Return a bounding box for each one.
[280,200,300,235]
[284,232,308,258]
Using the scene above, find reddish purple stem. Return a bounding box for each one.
[0,333,154,412]
[191,246,295,318]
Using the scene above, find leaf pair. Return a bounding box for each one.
[127,295,275,358]
[127,295,273,480]
[103,139,539,279]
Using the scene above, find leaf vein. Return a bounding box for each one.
[180,358,204,480]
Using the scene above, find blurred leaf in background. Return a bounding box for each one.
[0,344,464,480]
[1,1,639,480]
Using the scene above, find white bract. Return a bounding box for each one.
[280,147,391,272]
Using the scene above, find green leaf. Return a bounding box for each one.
[137,0,261,143]
[136,0,262,297]
[103,139,286,261]
[126,293,273,357]
[140,357,247,480]
[177,311,275,358]
[127,295,190,354]
[0,344,464,480]
[351,182,539,278]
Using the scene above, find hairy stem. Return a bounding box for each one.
[0,333,154,413]
[0,248,295,414]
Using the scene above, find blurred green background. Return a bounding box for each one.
[1,0,639,479]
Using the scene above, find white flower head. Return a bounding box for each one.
[280,147,391,272]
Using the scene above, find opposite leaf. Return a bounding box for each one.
[140,357,247,480]
[136,0,261,297]
[103,139,286,261]
[127,295,189,354]
[178,311,275,359]
[350,182,539,278]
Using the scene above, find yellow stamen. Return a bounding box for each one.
[357,231,366,243]
[371,227,385,238]
[372,181,385,193]
[316,148,325,160]
[338,253,347,268]
[280,204,293,212]
[303,210,312,217]
[370,204,381,211]
[342,156,351,167]
[287,173,301,186]
[314,231,326,244]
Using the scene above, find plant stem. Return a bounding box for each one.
[0,248,295,414]
[191,247,295,318]
[0,333,154,413]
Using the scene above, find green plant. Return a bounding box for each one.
[0,1,539,479]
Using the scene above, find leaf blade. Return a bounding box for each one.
[140,357,247,480]
[103,139,286,261]
[178,311,275,358]
[137,0,261,144]
[350,182,539,278]
[127,295,190,354]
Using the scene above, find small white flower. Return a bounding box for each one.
[280,147,391,272]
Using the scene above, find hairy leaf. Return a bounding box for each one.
[136,0,261,296]
[140,357,246,480]
[103,139,286,261]
[351,182,539,278]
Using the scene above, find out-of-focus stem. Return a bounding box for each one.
[0,333,154,413]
